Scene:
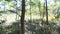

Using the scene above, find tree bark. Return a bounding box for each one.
[45,0,48,25]
[20,0,25,34]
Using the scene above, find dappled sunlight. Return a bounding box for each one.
[0,13,17,27]
[44,15,55,21]
[25,15,40,20]
[0,0,60,34]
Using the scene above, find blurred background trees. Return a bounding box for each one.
[0,0,60,34]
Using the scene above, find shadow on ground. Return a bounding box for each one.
[0,19,60,34]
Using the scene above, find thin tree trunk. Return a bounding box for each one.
[45,0,48,25]
[20,0,25,34]
[45,0,49,34]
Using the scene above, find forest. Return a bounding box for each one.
[0,0,60,34]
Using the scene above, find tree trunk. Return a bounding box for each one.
[45,0,48,25]
[20,0,25,34]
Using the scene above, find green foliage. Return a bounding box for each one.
[26,19,59,34]
[5,0,12,2]
[29,1,35,6]
[0,0,60,34]
[55,12,60,19]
